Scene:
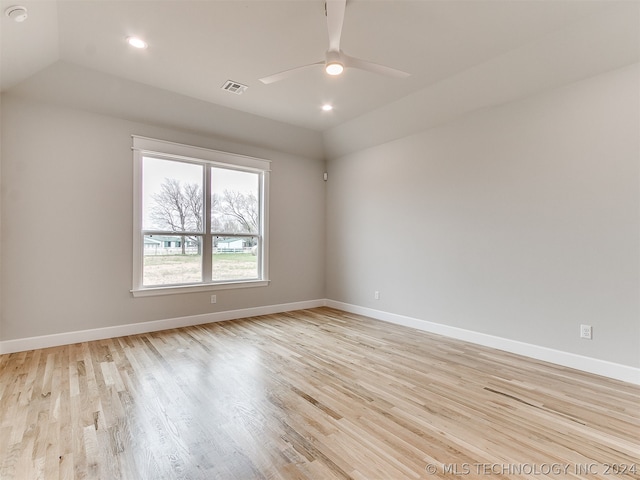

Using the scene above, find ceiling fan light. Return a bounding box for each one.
[325,62,344,76]
[126,36,148,49]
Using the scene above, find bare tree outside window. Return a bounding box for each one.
[150,179,203,253]
[150,180,259,239]
[212,190,259,235]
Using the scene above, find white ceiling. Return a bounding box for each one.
[1,0,637,132]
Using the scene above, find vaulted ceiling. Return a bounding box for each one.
[1,0,638,133]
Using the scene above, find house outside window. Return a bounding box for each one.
[132,136,270,296]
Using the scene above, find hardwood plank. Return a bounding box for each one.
[0,307,638,479]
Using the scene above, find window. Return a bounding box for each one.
[132,136,270,296]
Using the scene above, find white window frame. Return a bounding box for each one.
[131,136,270,297]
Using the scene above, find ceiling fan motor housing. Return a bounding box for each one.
[325,50,344,75]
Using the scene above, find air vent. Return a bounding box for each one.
[221,80,248,95]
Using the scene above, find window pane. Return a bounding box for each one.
[143,157,203,232]
[212,236,258,281]
[143,235,202,286]
[211,168,259,234]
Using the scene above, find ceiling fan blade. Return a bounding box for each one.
[259,61,324,84]
[343,54,410,79]
[326,0,346,52]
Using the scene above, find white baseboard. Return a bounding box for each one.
[2,298,638,385]
[0,299,326,355]
[325,300,640,385]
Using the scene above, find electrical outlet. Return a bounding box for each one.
[210,294,217,304]
[580,324,592,340]
[374,291,380,300]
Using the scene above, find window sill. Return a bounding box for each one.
[131,280,270,297]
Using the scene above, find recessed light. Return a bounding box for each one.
[322,104,333,112]
[126,36,148,49]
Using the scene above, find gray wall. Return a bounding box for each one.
[1,59,638,372]
[326,64,640,368]
[1,90,326,340]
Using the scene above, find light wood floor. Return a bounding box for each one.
[0,307,638,479]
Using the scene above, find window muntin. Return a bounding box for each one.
[132,136,269,296]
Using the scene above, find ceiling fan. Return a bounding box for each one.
[259,0,410,84]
